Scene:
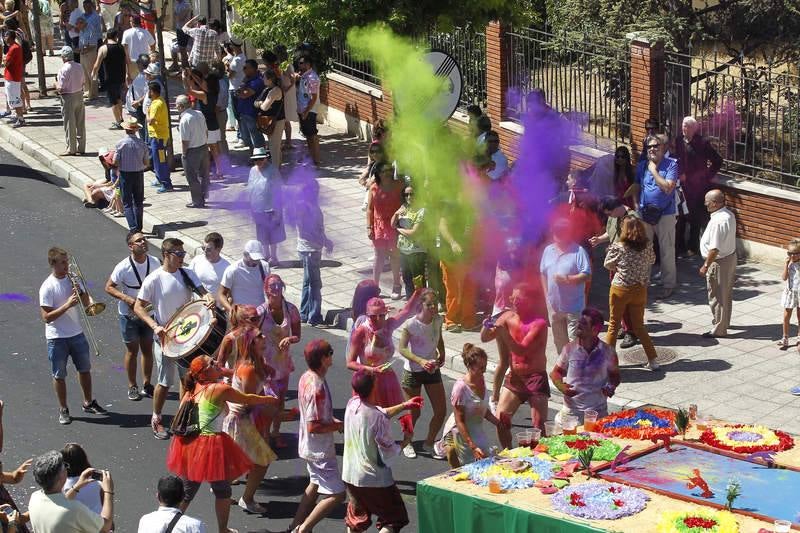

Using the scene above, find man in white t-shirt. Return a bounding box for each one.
[288,339,344,532]
[188,232,230,303]
[134,237,214,439]
[137,476,206,533]
[66,0,84,50]
[121,15,155,82]
[218,239,270,313]
[29,450,114,533]
[39,247,107,426]
[104,231,161,401]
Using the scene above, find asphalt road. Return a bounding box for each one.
[0,144,543,532]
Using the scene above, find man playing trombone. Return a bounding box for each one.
[39,247,108,426]
[134,237,215,440]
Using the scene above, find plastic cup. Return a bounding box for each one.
[774,520,792,533]
[696,413,710,431]
[488,476,503,494]
[516,430,532,449]
[544,421,560,437]
[529,428,542,448]
[562,415,579,435]
[583,409,598,432]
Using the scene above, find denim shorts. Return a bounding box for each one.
[119,315,154,344]
[47,333,91,379]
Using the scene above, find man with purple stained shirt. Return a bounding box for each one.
[288,339,345,533]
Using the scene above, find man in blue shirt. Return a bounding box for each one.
[235,59,266,153]
[540,218,592,355]
[636,133,679,298]
[77,0,103,99]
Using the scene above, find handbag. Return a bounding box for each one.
[640,204,664,226]
[169,392,200,437]
[256,88,284,135]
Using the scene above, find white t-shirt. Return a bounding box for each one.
[121,27,155,63]
[109,254,161,315]
[63,476,103,515]
[137,506,207,533]
[189,254,230,299]
[219,258,269,307]
[39,274,83,339]
[399,315,442,372]
[297,370,336,461]
[28,490,104,533]
[228,53,245,89]
[700,207,737,260]
[137,267,201,326]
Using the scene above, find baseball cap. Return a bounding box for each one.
[60,46,74,58]
[243,240,265,261]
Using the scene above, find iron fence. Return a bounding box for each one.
[427,26,487,111]
[662,49,800,190]
[505,27,632,149]
[328,32,381,87]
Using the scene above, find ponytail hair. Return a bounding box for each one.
[183,356,209,392]
[461,343,487,369]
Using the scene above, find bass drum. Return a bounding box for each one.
[162,300,228,368]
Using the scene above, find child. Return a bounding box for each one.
[778,238,800,349]
[295,177,332,325]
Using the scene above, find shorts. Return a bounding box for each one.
[503,371,551,405]
[47,333,92,379]
[106,82,124,106]
[4,80,22,109]
[306,459,345,495]
[299,111,318,138]
[176,28,190,48]
[207,128,221,144]
[345,483,409,532]
[119,314,154,344]
[154,338,186,388]
[401,369,442,389]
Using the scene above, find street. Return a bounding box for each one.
[0,144,540,532]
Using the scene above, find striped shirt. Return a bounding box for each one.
[56,61,85,94]
[78,11,103,49]
[183,25,217,67]
[114,134,149,172]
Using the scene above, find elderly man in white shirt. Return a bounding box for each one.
[137,476,206,533]
[699,189,737,338]
[177,94,209,208]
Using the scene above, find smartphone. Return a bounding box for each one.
[90,470,104,481]
[2,506,14,516]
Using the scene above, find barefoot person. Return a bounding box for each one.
[481,283,549,448]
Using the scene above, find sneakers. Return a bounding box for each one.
[390,286,402,300]
[422,442,445,460]
[82,399,108,414]
[109,122,123,130]
[127,385,141,401]
[152,414,170,440]
[156,186,174,193]
[790,386,800,396]
[0,111,11,118]
[142,383,155,398]
[777,337,789,350]
[237,497,267,514]
[644,360,661,371]
[150,179,161,187]
[58,408,72,425]
[11,119,25,128]
[402,444,417,458]
[445,324,462,333]
[620,333,639,349]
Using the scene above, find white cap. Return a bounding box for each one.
[243,239,265,261]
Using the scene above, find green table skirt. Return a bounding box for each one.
[417,481,606,533]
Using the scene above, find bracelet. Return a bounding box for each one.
[71,486,80,493]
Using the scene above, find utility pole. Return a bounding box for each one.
[30,0,48,96]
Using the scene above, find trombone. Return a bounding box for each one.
[67,255,106,356]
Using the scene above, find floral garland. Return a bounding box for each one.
[539,435,622,461]
[699,424,795,454]
[460,456,555,491]
[597,408,677,440]
[550,482,648,520]
[656,509,739,533]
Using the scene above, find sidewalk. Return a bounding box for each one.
[2,51,798,434]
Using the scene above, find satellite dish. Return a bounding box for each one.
[423,50,463,121]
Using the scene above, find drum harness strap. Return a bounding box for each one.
[124,256,151,290]
[178,267,206,298]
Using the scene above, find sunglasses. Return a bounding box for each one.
[268,283,283,290]
[404,191,414,197]
[788,252,800,256]
[246,315,260,322]
[168,250,187,258]
[646,144,661,150]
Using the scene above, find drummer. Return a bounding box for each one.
[134,237,215,440]
[104,231,161,402]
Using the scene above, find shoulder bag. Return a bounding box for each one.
[256,88,285,135]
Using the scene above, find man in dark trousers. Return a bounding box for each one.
[113,117,149,232]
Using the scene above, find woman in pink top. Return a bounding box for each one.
[366,161,405,299]
[346,293,422,438]
[258,274,301,448]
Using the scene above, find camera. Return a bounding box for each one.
[90,470,104,481]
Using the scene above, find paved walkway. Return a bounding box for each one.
[2,49,798,433]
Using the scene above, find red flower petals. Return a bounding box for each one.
[699,424,794,454]
[683,516,718,529]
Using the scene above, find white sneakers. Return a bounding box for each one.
[402,444,417,458]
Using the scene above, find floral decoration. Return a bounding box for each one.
[550,482,648,520]
[657,509,739,533]
[699,424,794,454]
[460,455,555,491]
[597,408,677,440]
[539,435,622,461]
